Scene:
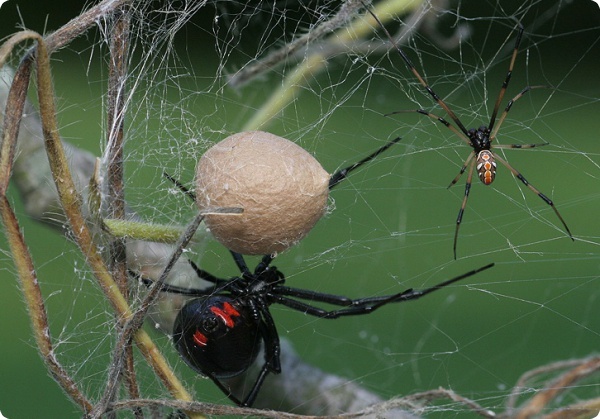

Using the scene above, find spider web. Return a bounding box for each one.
[0,0,599,417]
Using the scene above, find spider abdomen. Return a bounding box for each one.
[173,296,261,378]
[476,150,496,185]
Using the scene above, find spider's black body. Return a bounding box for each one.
[140,253,493,407]
[172,255,284,390]
[174,296,262,380]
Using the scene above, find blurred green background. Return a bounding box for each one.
[0,0,599,417]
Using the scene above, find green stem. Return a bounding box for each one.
[104,219,186,243]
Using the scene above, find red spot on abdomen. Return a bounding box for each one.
[193,330,208,347]
[210,302,241,328]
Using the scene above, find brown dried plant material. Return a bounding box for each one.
[196,131,330,255]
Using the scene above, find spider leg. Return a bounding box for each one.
[387,109,471,146]
[128,266,227,296]
[453,158,476,259]
[239,300,282,407]
[273,285,352,306]
[493,142,549,150]
[188,260,226,284]
[240,361,272,407]
[129,254,239,296]
[270,294,360,317]
[272,263,493,319]
[329,136,402,189]
[365,262,494,312]
[257,302,282,375]
[271,288,428,317]
[493,154,574,240]
[207,373,245,406]
[488,21,524,131]
[163,171,196,202]
[230,251,275,276]
[362,2,470,136]
[447,152,476,190]
[254,253,276,274]
[271,292,414,317]
[490,85,547,141]
[230,251,253,276]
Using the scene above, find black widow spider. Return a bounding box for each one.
[363,5,574,258]
[134,137,495,407]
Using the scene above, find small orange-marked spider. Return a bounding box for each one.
[364,5,574,258]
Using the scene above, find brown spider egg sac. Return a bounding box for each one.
[195,131,330,255]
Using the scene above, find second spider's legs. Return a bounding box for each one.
[493,143,549,150]
[490,85,546,142]
[447,152,476,189]
[329,136,402,189]
[271,263,493,318]
[493,154,574,240]
[362,3,470,136]
[388,109,472,146]
[453,157,476,259]
[488,21,524,131]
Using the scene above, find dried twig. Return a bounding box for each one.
[0,31,93,415]
[505,358,588,411]
[102,8,143,418]
[0,199,93,414]
[514,356,600,419]
[96,211,206,417]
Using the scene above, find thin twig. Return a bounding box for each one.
[515,356,600,419]
[0,32,36,194]
[43,0,133,54]
[109,398,315,418]
[0,196,93,414]
[95,212,206,418]
[103,8,142,419]
[505,358,587,411]
[544,397,600,419]
[0,55,91,410]
[400,388,496,418]
[105,9,130,252]
[107,386,498,418]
